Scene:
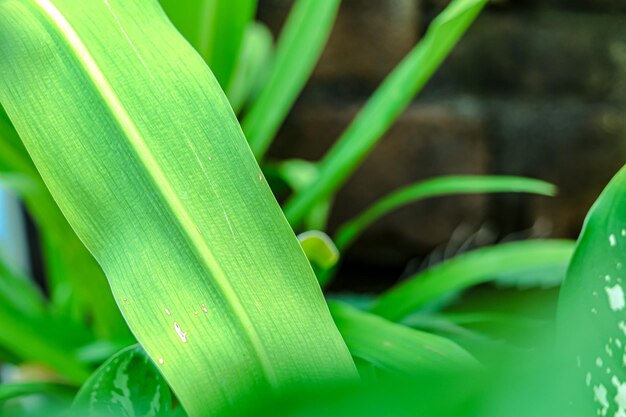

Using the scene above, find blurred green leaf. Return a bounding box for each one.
[73,345,171,417]
[0,108,35,175]
[0,382,75,403]
[298,230,339,270]
[558,165,626,416]
[371,240,575,321]
[283,0,487,227]
[0,299,91,384]
[0,253,46,316]
[278,159,320,192]
[334,175,556,251]
[329,301,479,376]
[159,0,257,89]
[227,23,274,114]
[0,2,356,416]
[277,159,332,231]
[244,0,340,158]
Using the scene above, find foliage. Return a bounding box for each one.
[0,0,612,416]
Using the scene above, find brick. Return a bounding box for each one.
[427,11,626,102]
[485,99,626,239]
[257,0,420,87]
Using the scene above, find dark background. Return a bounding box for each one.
[256,0,626,289]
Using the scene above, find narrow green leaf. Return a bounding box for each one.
[298,230,339,270]
[160,0,257,89]
[203,0,258,89]
[227,23,274,114]
[371,240,575,321]
[334,175,556,251]
[243,0,341,158]
[557,165,626,416]
[73,345,171,417]
[283,0,487,226]
[329,301,479,376]
[0,2,356,416]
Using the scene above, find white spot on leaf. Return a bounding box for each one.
[594,384,609,416]
[606,284,625,311]
[613,376,626,417]
[174,322,187,343]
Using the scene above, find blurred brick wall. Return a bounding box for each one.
[257,0,626,273]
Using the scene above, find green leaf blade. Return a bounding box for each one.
[283,0,487,227]
[334,175,556,250]
[371,240,575,321]
[243,0,341,159]
[0,1,356,415]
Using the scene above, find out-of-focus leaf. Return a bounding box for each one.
[371,240,575,321]
[0,299,91,384]
[159,0,257,89]
[227,23,274,114]
[0,382,75,402]
[277,159,332,231]
[278,159,320,192]
[73,345,171,417]
[334,175,556,251]
[73,346,172,417]
[0,108,35,175]
[494,264,566,289]
[298,230,339,270]
[0,254,46,316]
[283,0,487,226]
[243,0,340,158]
[0,2,356,416]
[75,340,132,365]
[329,301,479,376]
[558,165,626,416]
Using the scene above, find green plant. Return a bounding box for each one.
[0,0,610,416]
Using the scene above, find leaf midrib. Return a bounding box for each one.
[30,0,277,385]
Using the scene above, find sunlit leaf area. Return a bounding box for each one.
[0,0,623,416]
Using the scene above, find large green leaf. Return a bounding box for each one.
[371,240,575,321]
[0,2,356,417]
[334,176,556,251]
[243,0,341,158]
[73,345,171,417]
[558,165,626,416]
[283,0,487,227]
